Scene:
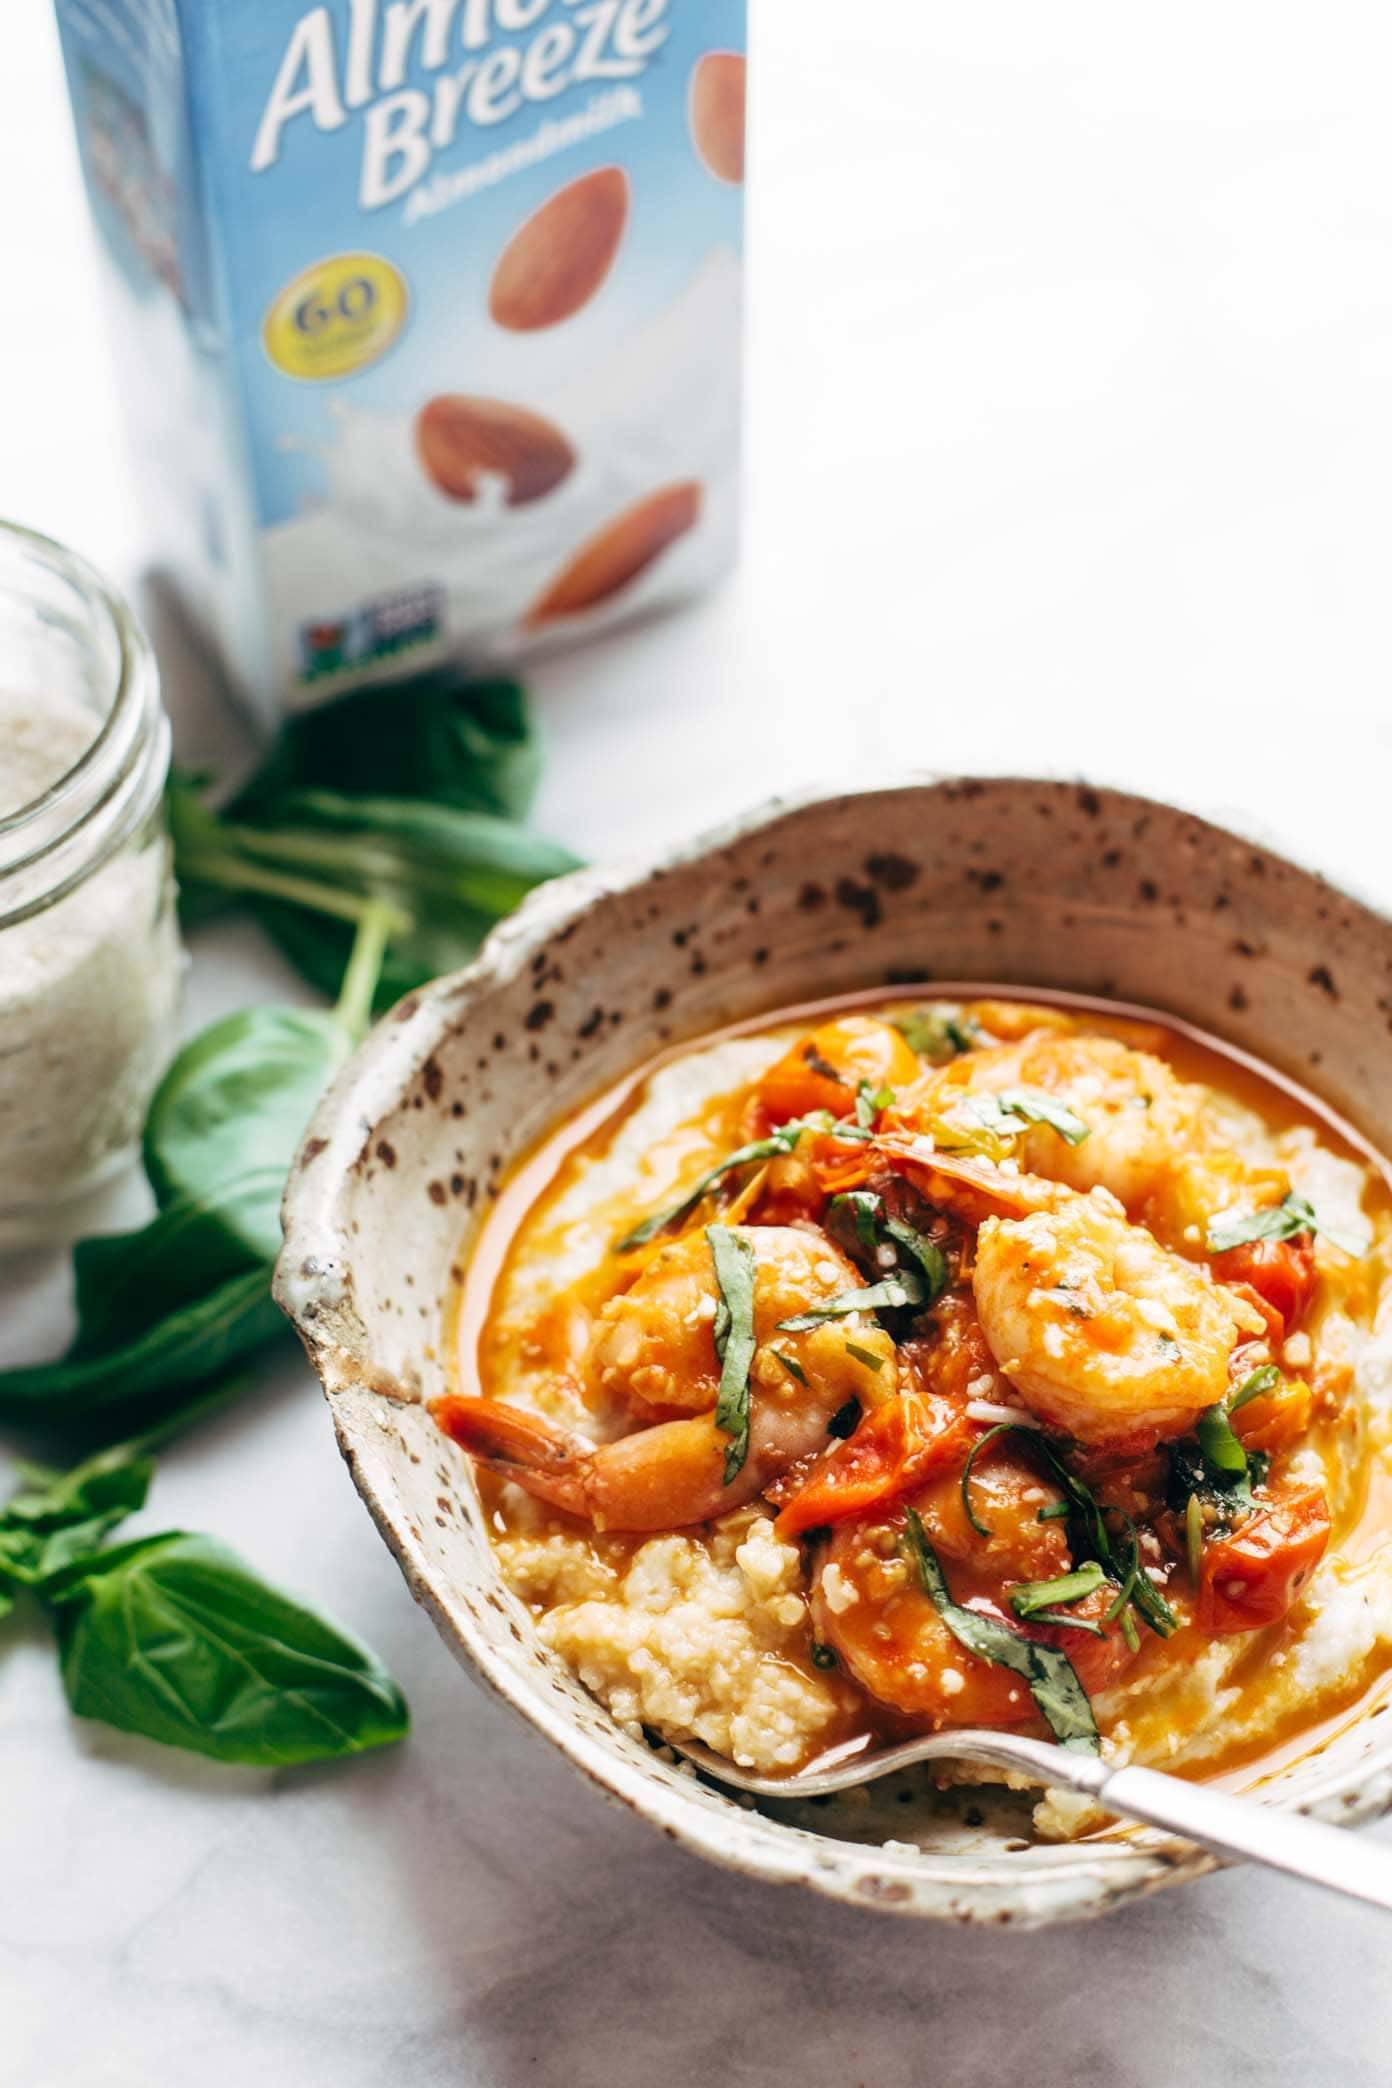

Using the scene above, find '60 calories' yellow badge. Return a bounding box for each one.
[262,252,409,380]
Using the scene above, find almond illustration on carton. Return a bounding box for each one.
[489,167,629,332]
[524,481,703,627]
[415,395,575,505]
[690,53,746,184]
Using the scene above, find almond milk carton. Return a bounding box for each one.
[55,1,746,723]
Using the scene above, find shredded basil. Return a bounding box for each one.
[962,1423,1177,1640]
[1229,1363,1282,1414]
[893,1009,981,1062]
[993,1087,1092,1147]
[1206,1191,1362,1258]
[1196,1402,1248,1479]
[1185,1493,1204,1585]
[904,1512,1099,1754]
[773,1350,807,1386]
[830,1190,882,1256]
[1010,1561,1107,1619]
[959,1422,1016,1538]
[617,1124,810,1250]
[777,1272,927,1333]
[843,1340,885,1372]
[882,1218,949,1306]
[707,1226,758,1483]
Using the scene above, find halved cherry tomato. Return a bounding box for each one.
[1232,1375,1313,1457]
[1212,1233,1317,1337]
[1196,1485,1330,1634]
[755,1016,921,1128]
[773,1295,990,1539]
[774,1386,975,1541]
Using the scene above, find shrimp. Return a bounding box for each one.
[583,1224,893,1421]
[877,1146,1266,1447]
[438,1225,894,1529]
[888,1031,1199,1210]
[890,1030,1295,1254]
[811,1450,1137,1725]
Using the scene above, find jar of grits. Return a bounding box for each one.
[0,523,184,1245]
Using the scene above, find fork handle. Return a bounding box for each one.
[1101,1764,1392,1913]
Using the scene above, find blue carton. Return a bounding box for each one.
[55,0,745,721]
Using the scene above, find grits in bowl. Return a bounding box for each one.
[434,990,1392,1830]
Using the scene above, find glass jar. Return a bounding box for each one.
[0,522,184,1246]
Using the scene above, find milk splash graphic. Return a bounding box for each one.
[267,246,742,676]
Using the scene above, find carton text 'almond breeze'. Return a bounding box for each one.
[56,1,746,721]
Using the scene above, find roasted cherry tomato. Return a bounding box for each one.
[1212,1233,1317,1337]
[756,1016,920,1128]
[1197,1485,1330,1634]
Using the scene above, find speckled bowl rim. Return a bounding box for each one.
[278,776,1392,1925]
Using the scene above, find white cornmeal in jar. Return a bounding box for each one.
[0,686,182,1218]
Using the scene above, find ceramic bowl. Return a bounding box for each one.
[277,778,1392,1926]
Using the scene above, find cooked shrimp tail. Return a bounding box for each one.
[434,1395,599,1519]
[435,1391,828,1530]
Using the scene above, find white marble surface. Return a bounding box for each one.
[6,5,1392,2081]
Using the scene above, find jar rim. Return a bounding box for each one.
[0,520,168,930]
[0,519,150,839]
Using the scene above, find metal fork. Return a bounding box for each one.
[672,1728,1392,1913]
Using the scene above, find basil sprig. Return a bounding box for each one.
[904,1512,1100,1753]
[172,672,577,1013]
[708,1226,759,1482]
[0,1424,409,1765]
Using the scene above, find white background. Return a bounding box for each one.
[5,5,1392,2083]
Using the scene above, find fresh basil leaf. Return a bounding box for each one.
[1010,1561,1107,1620]
[777,1272,927,1333]
[707,1227,758,1483]
[972,1423,1179,1641]
[1229,1363,1282,1414]
[773,1350,807,1386]
[829,1190,882,1256]
[904,1512,1099,1753]
[1185,1493,1205,1584]
[46,1532,409,1766]
[142,1008,353,1257]
[0,1268,283,1430]
[70,1173,281,1354]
